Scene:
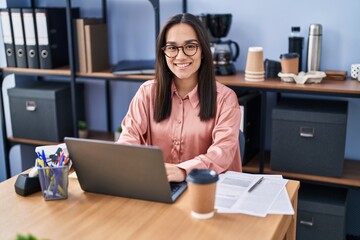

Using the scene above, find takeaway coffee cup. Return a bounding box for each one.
[245,46,264,73]
[186,169,219,219]
[280,53,299,74]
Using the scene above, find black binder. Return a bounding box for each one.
[0,9,16,67]
[10,8,27,68]
[35,8,79,69]
[22,8,39,69]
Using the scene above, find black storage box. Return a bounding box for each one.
[270,97,348,177]
[8,81,83,142]
[297,183,347,240]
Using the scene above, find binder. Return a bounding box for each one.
[75,18,103,72]
[22,8,39,69]
[84,23,109,72]
[0,9,16,67]
[10,8,27,68]
[35,8,79,69]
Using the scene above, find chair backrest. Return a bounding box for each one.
[239,130,245,161]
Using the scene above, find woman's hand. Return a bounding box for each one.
[165,163,186,182]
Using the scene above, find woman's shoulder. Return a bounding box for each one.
[215,81,239,109]
[216,81,237,99]
[138,79,156,93]
[140,79,156,88]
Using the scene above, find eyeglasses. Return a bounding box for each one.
[161,43,199,58]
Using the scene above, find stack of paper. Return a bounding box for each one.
[215,171,294,217]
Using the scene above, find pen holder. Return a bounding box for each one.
[38,165,69,200]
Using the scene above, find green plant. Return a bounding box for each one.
[117,126,122,133]
[78,120,87,130]
[16,234,38,240]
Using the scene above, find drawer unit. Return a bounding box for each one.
[8,81,84,142]
[270,97,348,177]
[297,183,348,240]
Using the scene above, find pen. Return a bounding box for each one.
[248,177,264,192]
[37,158,45,168]
[59,155,65,166]
[57,152,64,166]
[62,154,70,166]
[41,149,48,167]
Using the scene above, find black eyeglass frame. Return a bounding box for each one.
[161,43,200,58]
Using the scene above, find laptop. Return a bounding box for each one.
[64,137,187,203]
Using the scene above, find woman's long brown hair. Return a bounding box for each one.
[154,13,217,122]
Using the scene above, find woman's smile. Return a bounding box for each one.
[174,62,192,68]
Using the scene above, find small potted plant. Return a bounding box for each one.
[78,120,88,138]
[114,125,122,141]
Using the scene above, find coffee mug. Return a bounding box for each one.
[351,64,360,79]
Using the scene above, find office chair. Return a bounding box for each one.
[239,130,245,162]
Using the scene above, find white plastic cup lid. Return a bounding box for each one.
[248,46,263,52]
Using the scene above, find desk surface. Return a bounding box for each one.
[0,175,299,240]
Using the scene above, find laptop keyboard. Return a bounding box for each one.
[170,182,183,196]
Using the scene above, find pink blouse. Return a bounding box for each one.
[117,80,242,174]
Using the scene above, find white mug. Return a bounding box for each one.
[351,64,360,79]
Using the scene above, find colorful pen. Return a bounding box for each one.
[57,152,64,166]
[59,155,65,166]
[41,149,48,167]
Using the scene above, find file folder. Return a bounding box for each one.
[75,18,103,72]
[0,8,16,67]
[22,8,39,69]
[10,8,27,68]
[84,23,109,72]
[35,8,79,69]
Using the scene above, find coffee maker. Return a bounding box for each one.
[204,14,240,75]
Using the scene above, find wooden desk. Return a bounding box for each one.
[0,175,299,240]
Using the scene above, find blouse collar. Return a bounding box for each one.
[171,81,199,108]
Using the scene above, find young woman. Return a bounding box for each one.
[117,13,242,182]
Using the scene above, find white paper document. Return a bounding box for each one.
[215,171,294,217]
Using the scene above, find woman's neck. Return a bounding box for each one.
[174,77,197,98]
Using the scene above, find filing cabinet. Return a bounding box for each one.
[8,81,84,142]
[270,97,348,177]
[297,183,347,240]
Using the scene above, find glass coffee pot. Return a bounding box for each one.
[211,40,239,74]
[207,13,240,75]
